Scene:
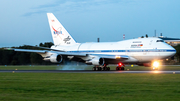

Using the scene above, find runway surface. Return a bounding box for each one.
[0,70,180,74]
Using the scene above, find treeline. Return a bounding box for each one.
[0,42,55,65]
[174,44,180,63]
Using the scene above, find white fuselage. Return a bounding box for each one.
[51,38,176,64]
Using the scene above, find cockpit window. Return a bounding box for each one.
[156,40,164,42]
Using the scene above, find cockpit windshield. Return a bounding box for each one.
[156,40,164,42]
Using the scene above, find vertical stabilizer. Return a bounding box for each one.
[47,13,76,45]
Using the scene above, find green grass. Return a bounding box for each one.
[0,65,58,70]
[0,73,180,101]
[1,65,180,71]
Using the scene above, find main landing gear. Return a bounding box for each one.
[92,63,125,71]
[92,64,110,71]
[116,63,125,71]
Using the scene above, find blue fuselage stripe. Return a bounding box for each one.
[68,49,176,53]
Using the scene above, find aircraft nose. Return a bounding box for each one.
[171,48,176,56]
[168,46,176,57]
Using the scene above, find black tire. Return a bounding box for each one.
[99,67,102,71]
[92,67,96,71]
[116,67,119,71]
[107,67,110,71]
[104,67,108,71]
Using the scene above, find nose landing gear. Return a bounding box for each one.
[152,61,160,70]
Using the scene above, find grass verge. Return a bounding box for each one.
[0,73,180,101]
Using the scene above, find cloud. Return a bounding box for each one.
[23,0,124,16]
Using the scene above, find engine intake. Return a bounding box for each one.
[86,57,105,66]
[50,54,63,63]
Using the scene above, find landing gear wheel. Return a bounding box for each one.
[92,64,111,71]
[92,67,96,71]
[104,67,107,71]
[107,67,110,71]
[96,67,99,71]
[116,67,122,71]
[98,67,102,71]
[116,67,125,71]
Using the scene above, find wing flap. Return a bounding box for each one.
[53,51,87,56]
[90,54,129,59]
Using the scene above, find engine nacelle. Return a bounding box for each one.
[87,57,105,66]
[50,54,63,63]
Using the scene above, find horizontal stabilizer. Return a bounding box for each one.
[14,49,47,53]
[24,45,64,52]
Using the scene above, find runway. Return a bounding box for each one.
[0,70,180,74]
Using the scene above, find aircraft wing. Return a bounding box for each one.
[13,49,87,57]
[10,48,129,59]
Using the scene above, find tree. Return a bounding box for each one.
[30,53,43,65]
[39,43,43,47]
[174,45,180,62]
[146,34,148,38]
[39,42,54,48]
[0,42,55,65]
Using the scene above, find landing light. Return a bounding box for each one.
[115,56,121,59]
[153,61,159,68]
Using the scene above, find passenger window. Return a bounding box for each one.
[156,40,164,42]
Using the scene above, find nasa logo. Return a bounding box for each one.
[52,26,63,35]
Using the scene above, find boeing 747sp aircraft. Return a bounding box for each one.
[13,13,176,71]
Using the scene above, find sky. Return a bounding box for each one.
[0,0,180,47]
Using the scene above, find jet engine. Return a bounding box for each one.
[86,57,105,66]
[50,54,63,63]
